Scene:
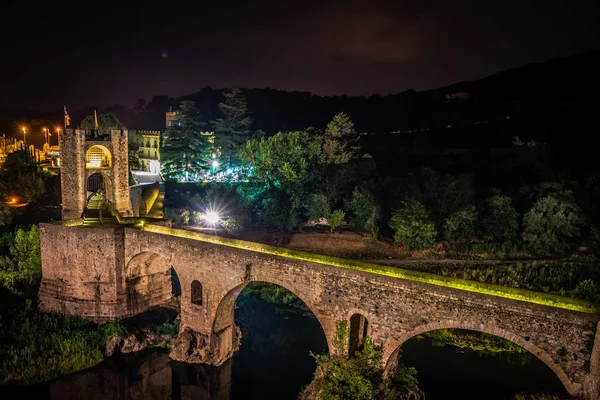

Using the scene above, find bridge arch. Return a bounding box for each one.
[383,320,577,396]
[211,278,332,356]
[125,251,177,315]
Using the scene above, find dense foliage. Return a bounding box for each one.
[161,100,212,179]
[389,200,437,249]
[522,193,584,255]
[301,320,422,400]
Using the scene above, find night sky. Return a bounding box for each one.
[1,0,598,111]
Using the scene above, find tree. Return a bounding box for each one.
[0,226,41,293]
[329,210,345,233]
[161,101,211,180]
[482,195,519,244]
[80,113,125,130]
[522,193,584,255]
[443,205,478,242]
[213,88,253,167]
[323,112,360,164]
[307,193,331,223]
[127,130,142,170]
[240,130,325,230]
[389,200,437,249]
[1,150,46,202]
[347,186,379,239]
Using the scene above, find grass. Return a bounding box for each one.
[142,224,600,314]
[399,260,600,300]
[0,299,109,386]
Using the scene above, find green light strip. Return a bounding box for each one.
[142,224,600,315]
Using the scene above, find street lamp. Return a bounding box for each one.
[42,127,48,145]
[21,126,27,148]
[55,127,61,147]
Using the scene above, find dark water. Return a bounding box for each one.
[401,336,568,400]
[1,294,568,399]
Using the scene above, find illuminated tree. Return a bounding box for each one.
[161,101,211,179]
[213,88,254,167]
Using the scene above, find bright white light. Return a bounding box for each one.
[203,211,220,225]
[226,168,232,174]
[212,161,219,168]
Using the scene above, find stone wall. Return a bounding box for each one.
[39,223,600,398]
[59,129,132,220]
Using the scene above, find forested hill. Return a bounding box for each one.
[2,50,599,150]
[133,50,600,149]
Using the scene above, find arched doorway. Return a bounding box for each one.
[385,323,572,399]
[87,172,105,193]
[212,281,329,399]
[85,145,112,168]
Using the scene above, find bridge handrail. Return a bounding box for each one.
[142,224,600,314]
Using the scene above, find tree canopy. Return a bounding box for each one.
[80,113,125,130]
[161,101,211,180]
[213,88,254,167]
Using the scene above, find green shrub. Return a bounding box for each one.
[443,205,478,242]
[522,193,584,255]
[389,200,437,249]
[347,186,379,239]
[307,193,331,223]
[189,211,203,225]
[482,195,519,244]
[574,279,600,302]
[330,209,345,232]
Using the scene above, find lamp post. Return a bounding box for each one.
[43,127,48,145]
[21,126,27,149]
[56,127,61,147]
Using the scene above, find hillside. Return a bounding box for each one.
[2,50,599,153]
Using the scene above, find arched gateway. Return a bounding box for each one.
[38,223,600,399]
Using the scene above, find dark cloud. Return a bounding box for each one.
[0,0,598,111]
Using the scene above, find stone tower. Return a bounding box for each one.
[60,129,132,220]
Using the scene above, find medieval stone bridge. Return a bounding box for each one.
[38,221,600,399]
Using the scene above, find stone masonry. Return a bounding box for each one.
[60,129,132,220]
[38,222,600,399]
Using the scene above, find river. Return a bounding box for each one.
[3,293,567,399]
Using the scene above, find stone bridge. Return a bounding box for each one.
[38,222,600,399]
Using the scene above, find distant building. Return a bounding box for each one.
[138,130,161,174]
[165,109,181,128]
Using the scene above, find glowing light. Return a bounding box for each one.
[212,160,219,168]
[203,211,220,225]
[226,168,232,174]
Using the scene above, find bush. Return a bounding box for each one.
[330,210,345,232]
[307,193,331,223]
[482,195,519,244]
[389,200,437,249]
[347,186,379,239]
[443,205,478,242]
[189,210,203,225]
[0,226,41,294]
[164,207,190,225]
[522,193,584,255]
[574,279,600,302]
